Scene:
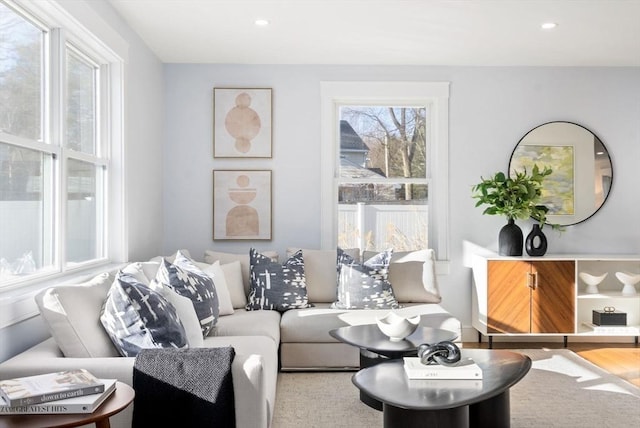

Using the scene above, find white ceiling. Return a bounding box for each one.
[108,0,640,66]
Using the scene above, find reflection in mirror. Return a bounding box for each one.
[509,121,612,226]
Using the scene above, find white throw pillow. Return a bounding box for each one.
[363,248,442,303]
[203,249,278,297]
[286,247,361,303]
[35,273,120,358]
[121,261,161,287]
[149,249,192,265]
[162,285,204,347]
[152,251,219,337]
[195,261,235,316]
[220,260,246,309]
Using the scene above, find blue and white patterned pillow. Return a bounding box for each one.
[247,248,312,311]
[100,271,188,357]
[152,251,219,337]
[332,248,399,309]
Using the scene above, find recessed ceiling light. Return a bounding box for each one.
[541,22,558,30]
[255,19,270,26]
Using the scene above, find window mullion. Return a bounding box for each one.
[49,28,63,147]
[50,27,66,271]
[0,133,56,155]
[65,150,105,166]
[338,177,428,185]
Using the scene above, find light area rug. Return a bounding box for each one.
[272,349,640,428]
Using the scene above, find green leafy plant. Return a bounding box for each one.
[472,164,559,229]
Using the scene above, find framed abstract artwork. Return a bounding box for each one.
[213,88,272,158]
[213,170,272,240]
[510,144,575,215]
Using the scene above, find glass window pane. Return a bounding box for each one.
[0,143,53,281]
[338,183,428,252]
[66,49,96,154]
[339,106,427,179]
[0,3,43,141]
[66,159,102,264]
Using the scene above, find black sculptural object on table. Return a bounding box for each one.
[417,341,462,367]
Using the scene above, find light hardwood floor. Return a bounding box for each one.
[464,341,640,387]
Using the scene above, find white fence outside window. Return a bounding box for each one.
[338,203,428,252]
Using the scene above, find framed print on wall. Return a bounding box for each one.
[510,144,575,215]
[213,88,272,158]
[213,170,272,240]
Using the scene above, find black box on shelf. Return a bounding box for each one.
[592,310,627,326]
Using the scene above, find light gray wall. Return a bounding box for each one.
[0,0,165,362]
[163,65,640,327]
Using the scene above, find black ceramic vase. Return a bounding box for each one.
[498,218,523,256]
[525,224,548,256]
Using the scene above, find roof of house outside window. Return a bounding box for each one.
[340,120,368,153]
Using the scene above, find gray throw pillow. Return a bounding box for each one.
[332,248,399,309]
[247,248,312,311]
[152,250,219,337]
[100,271,188,357]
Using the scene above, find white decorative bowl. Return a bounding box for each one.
[578,272,608,294]
[615,271,640,296]
[376,312,420,341]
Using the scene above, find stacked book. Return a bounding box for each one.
[403,357,483,380]
[0,369,116,414]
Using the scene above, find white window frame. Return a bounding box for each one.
[320,81,450,262]
[0,0,126,293]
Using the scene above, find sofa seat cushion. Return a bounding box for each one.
[212,309,281,344]
[279,303,461,343]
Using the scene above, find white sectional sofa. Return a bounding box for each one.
[0,248,461,428]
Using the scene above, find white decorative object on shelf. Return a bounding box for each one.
[376,312,420,341]
[615,271,640,296]
[578,272,608,294]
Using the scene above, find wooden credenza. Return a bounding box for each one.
[470,248,640,347]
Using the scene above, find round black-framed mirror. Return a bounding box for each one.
[509,121,613,227]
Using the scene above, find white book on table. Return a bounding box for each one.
[406,378,483,391]
[0,379,116,414]
[403,357,483,380]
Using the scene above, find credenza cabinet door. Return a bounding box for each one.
[487,260,531,333]
[487,260,576,334]
[530,261,575,333]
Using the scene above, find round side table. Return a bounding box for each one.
[0,381,134,428]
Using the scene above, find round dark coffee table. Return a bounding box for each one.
[352,349,531,428]
[330,324,458,409]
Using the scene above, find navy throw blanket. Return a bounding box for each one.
[133,347,235,427]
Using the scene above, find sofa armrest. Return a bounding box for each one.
[0,338,270,428]
[0,338,136,385]
[232,354,268,428]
